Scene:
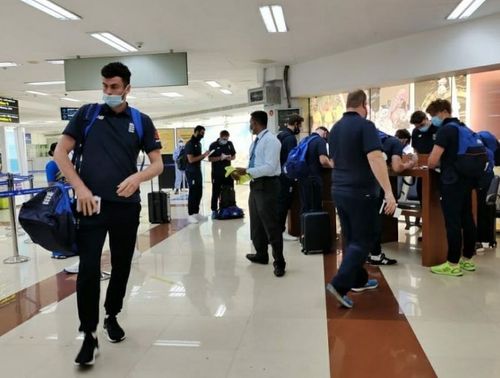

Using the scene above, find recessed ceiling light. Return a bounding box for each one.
[447,0,486,20]
[206,81,222,88]
[259,5,288,33]
[25,90,49,96]
[60,97,80,102]
[26,80,65,85]
[20,0,81,20]
[0,62,18,68]
[89,32,138,52]
[220,89,232,95]
[46,59,64,65]
[161,92,183,98]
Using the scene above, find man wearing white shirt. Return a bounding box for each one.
[232,111,285,277]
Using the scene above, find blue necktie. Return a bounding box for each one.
[248,137,260,168]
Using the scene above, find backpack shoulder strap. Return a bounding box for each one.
[129,107,144,141]
[83,103,102,139]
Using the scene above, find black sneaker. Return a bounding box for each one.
[103,316,125,343]
[368,253,397,265]
[74,333,99,366]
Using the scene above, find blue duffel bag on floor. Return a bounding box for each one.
[217,206,244,220]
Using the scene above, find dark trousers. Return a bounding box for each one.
[440,179,476,263]
[298,175,323,214]
[76,201,140,333]
[372,194,384,256]
[477,174,495,244]
[211,174,234,211]
[277,174,294,232]
[249,177,285,267]
[331,190,379,295]
[186,170,203,215]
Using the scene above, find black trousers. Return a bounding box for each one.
[249,177,285,267]
[477,174,496,244]
[372,194,384,256]
[186,170,203,215]
[76,201,140,333]
[211,174,234,211]
[440,179,476,263]
[298,175,323,214]
[277,174,294,233]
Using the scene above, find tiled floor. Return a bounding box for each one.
[0,180,499,377]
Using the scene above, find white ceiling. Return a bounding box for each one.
[1,0,500,132]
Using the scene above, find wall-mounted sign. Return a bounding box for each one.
[0,97,19,123]
[60,107,80,121]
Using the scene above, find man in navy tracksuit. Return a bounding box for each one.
[326,90,397,308]
[54,62,164,366]
[427,99,477,276]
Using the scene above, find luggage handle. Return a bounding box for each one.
[150,173,163,193]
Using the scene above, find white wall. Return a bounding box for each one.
[290,13,500,97]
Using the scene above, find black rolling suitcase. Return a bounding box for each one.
[148,179,171,224]
[300,212,331,254]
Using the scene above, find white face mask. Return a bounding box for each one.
[102,85,128,108]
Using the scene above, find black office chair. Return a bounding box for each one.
[397,176,421,229]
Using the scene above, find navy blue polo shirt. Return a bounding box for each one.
[381,135,403,164]
[277,128,297,167]
[209,139,236,177]
[411,125,438,154]
[434,118,460,184]
[305,134,328,177]
[63,103,162,203]
[329,112,382,195]
[185,136,203,173]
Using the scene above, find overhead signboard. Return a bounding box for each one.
[0,97,20,123]
[60,107,80,121]
[64,53,188,91]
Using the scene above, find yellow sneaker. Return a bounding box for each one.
[430,261,463,277]
[459,258,476,272]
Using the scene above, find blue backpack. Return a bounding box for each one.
[448,121,488,179]
[478,131,500,167]
[284,134,319,180]
[73,103,144,171]
[19,182,76,254]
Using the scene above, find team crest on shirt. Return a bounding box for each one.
[128,123,135,133]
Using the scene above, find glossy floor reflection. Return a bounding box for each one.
[1,179,499,377]
[381,234,500,378]
[0,184,330,377]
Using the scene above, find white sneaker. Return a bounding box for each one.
[283,232,298,241]
[64,261,79,274]
[188,215,199,224]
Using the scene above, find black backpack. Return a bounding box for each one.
[176,148,187,171]
[219,186,236,209]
